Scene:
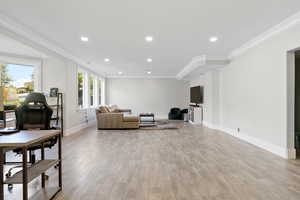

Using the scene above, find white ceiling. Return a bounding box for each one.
[1,0,300,77]
[0,32,47,59]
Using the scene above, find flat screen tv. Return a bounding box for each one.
[190,86,203,104]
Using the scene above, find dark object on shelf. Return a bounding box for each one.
[50,88,59,97]
[189,104,200,107]
[168,107,182,120]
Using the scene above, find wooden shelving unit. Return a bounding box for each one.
[4,160,59,184]
[29,187,61,200]
[0,130,62,200]
[48,93,64,137]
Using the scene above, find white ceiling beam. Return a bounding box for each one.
[0,12,106,77]
[176,55,229,80]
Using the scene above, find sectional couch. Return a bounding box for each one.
[96,105,140,129]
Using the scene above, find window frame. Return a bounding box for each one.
[88,74,97,108]
[77,68,87,109]
[0,55,42,92]
[98,77,105,106]
[77,67,105,109]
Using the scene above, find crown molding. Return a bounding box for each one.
[0,51,45,62]
[106,75,176,79]
[229,11,300,59]
[176,55,206,79]
[0,12,105,77]
[176,55,229,79]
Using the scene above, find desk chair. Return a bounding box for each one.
[6,93,57,189]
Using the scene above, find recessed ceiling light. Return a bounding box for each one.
[118,71,123,75]
[145,36,153,42]
[147,58,153,63]
[81,36,89,42]
[147,71,152,75]
[104,58,110,62]
[209,36,218,42]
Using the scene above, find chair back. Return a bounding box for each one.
[170,107,181,114]
[16,93,53,130]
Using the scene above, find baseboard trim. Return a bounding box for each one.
[209,126,295,159]
[189,120,202,125]
[65,120,96,136]
[202,121,219,130]
[287,148,297,159]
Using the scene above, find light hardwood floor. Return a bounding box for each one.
[4,123,300,200]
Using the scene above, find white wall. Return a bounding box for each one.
[42,56,102,135]
[107,78,189,118]
[189,21,300,158]
[220,23,300,157]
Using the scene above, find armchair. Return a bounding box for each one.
[168,107,183,120]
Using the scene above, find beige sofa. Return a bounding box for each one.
[96,105,140,129]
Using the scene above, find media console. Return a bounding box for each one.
[188,105,203,124]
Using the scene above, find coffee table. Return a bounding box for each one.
[139,113,155,127]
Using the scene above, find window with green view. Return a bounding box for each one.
[89,76,95,106]
[0,64,34,105]
[77,71,84,107]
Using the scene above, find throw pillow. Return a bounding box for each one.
[108,105,119,112]
[99,106,108,113]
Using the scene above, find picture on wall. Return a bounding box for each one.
[50,88,59,97]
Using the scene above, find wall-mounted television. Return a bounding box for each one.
[190,86,204,104]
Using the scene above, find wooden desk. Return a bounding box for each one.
[0,130,62,200]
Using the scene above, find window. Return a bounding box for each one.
[0,63,34,105]
[77,67,105,108]
[98,79,102,105]
[77,71,85,108]
[89,76,95,107]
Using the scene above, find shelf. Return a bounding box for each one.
[5,118,16,122]
[49,104,62,107]
[51,117,59,120]
[51,125,61,129]
[4,160,59,184]
[30,187,61,200]
[0,118,16,122]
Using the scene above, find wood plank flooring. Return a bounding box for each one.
[4,122,300,200]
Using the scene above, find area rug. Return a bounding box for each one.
[139,120,182,130]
